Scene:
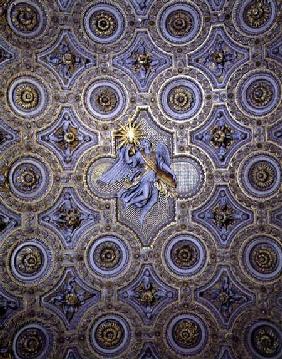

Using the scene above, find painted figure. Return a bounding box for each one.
[99,121,177,223]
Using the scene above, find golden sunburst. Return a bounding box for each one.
[115,120,143,152]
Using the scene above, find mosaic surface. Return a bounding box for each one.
[0,0,281,358]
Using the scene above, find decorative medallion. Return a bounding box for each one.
[165,234,206,277]
[196,267,254,328]
[160,77,203,121]
[234,0,278,36]
[85,79,127,120]
[241,154,281,198]
[118,265,177,324]
[166,313,208,355]
[113,32,172,92]
[88,235,129,278]
[192,106,251,168]
[39,188,100,248]
[193,186,253,246]
[8,157,50,201]
[12,323,52,359]
[159,3,202,44]
[83,3,125,44]
[238,72,280,117]
[8,76,48,118]
[246,320,282,359]
[38,107,98,170]
[38,30,96,89]
[243,236,282,281]
[0,0,281,356]
[7,0,47,38]
[190,27,249,88]
[42,268,100,329]
[90,314,130,356]
[10,240,51,283]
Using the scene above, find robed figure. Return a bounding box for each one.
[100,130,176,223]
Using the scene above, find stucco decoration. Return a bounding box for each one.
[0,0,281,358]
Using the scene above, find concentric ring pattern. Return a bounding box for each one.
[0,0,281,358]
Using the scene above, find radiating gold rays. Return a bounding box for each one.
[115,120,143,153]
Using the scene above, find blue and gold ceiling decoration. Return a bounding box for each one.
[0,0,281,358]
